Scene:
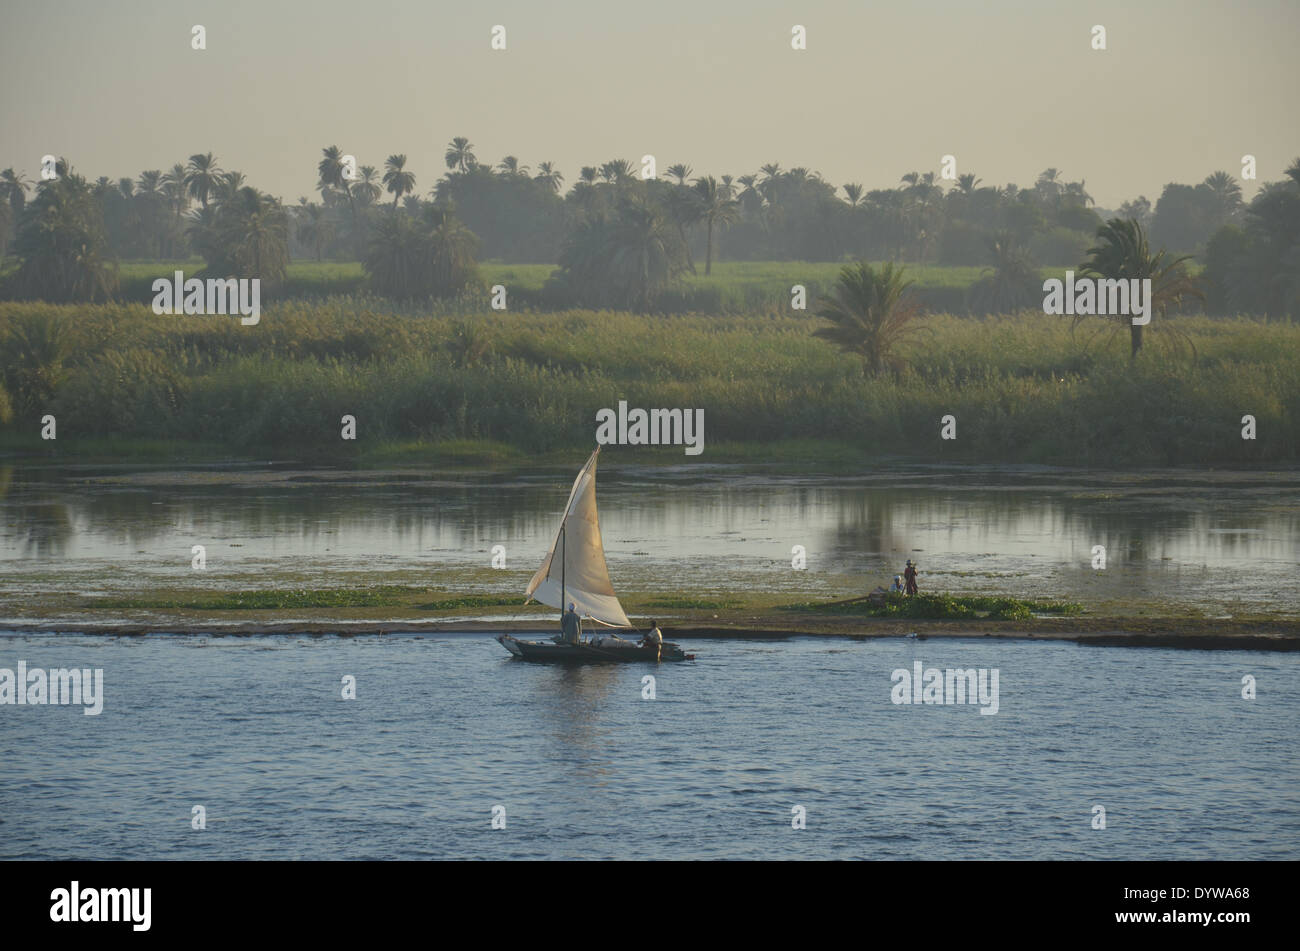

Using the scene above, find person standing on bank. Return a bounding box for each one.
[903,560,919,596]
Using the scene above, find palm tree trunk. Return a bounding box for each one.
[705,217,714,276]
[1130,322,1144,358]
[676,222,696,275]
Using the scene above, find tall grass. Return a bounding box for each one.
[109,259,1129,315]
[1,299,1294,465]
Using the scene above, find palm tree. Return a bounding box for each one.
[1063,179,1094,206]
[132,170,167,256]
[720,175,736,199]
[814,262,921,376]
[213,170,247,206]
[496,156,528,177]
[662,186,700,275]
[579,166,598,185]
[8,173,119,302]
[842,183,864,207]
[364,204,480,298]
[136,169,164,197]
[737,174,763,216]
[556,200,687,311]
[691,176,739,275]
[1,168,32,214]
[534,161,564,193]
[667,164,693,186]
[1,311,74,414]
[316,146,359,248]
[970,232,1039,314]
[295,203,335,260]
[351,165,382,206]
[1078,218,1204,358]
[609,200,688,311]
[382,154,416,209]
[1202,170,1243,224]
[956,173,982,195]
[599,159,634,184]
[208,188,289,281]
[1035,168,1062,200]
[444,137,476,173]
[318,145,348,191]
[184,152,223,208]
[163,164,189,215]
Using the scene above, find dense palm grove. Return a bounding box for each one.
[1,141,1297,316]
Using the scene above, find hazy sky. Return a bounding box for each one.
[3,0,1297,208]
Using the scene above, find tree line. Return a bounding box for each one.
[0,143,1296,316]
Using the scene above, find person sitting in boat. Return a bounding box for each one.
[558,603,582,645]
[903,560,919,596]
[890,575,905,593]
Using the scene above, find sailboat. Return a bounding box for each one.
[496,449,694,663]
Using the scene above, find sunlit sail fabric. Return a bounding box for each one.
[525,449,632,627]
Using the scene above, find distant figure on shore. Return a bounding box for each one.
[642,620,664,660]
[890,575,905,593]
[904,560,919,596]
[559,603,582,645]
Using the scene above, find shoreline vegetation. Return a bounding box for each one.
[6,589,1297,651]
[2,295,1296,468]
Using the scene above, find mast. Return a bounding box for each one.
[560,523,566,624]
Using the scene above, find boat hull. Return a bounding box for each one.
[497,634,693,664]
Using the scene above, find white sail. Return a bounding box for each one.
[525,449,632,627]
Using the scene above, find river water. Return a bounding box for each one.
[0,630,1295,859]
[0,462,1296,859]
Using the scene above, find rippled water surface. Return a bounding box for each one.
[1,632,1296,860]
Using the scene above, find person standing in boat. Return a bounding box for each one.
[903,560,919,596]
[560,603,582,645]
[641,620,663,661]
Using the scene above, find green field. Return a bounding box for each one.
[108,258,1105,314]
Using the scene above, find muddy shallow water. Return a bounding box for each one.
[0,461,1297,627]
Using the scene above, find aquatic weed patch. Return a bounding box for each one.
[784,593,1083,620]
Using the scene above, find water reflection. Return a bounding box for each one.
[1,464,1297,613]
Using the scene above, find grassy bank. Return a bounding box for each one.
[12,585,1297,651]
[1,300,1295,467]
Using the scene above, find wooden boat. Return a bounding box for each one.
[496,449,695,664]
[497,633,693,664]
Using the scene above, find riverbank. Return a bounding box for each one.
[6,615,1298,651]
